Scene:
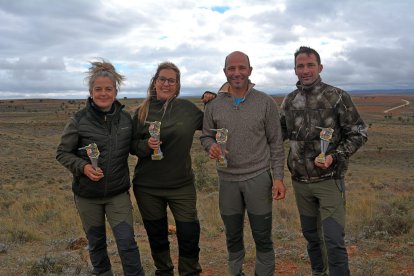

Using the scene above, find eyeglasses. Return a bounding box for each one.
[157,76,177,85]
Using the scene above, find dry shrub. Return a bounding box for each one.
[347,191,377,236]
[353,259,392,276]
[197,192,222,237]
[3,190,82,242]
[361,197,413,239]
[28,256,63,275]
[7,227,39,244]
[193,153,218,192]
[371,198,413,236]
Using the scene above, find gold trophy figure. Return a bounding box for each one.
[315,127,334,164]
[211,128,229,168]
[148,121,164,160]
[78,143,100,170]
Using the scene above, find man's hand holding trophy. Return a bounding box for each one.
[315,127,334,167]
[211,128,229,168]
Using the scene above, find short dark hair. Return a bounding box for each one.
[294,46,321,66]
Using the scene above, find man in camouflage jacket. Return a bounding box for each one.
[280,46,367,276]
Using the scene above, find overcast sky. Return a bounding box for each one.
[1,0,413,99]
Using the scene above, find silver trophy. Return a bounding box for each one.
[148,121,164,160]
[78,143,100,170]
[315,127,334,164]
[211,128,228,168]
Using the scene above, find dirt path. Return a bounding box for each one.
[384,99,410,113]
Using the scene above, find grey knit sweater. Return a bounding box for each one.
[200,83,284,182]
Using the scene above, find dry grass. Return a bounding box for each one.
[0,95,414,275]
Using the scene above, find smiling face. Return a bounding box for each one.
[294,53,323,86]
[155,68,178,101]
[90,76,116,110]
[223,51,252,94]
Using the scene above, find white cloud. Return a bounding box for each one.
[0,0,413,99]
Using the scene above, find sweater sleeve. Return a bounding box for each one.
[265,98,285,180]
[56,118,88,176]
[279,96,289,141]
[200,102,216,152]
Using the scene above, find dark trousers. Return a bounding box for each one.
[134,184,201,275]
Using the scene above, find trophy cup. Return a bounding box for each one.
[315,127,334,164]
[78,143,100,170]
[148,121,164,160]
[211,128,228,168]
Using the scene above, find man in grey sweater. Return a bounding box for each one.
[200,51,286,276]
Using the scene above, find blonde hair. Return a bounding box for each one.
[85,58,125,93]
[136,61,181,123]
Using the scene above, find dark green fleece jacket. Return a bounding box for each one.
[131,97,203,189]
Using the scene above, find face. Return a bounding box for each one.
[155,69,178,101]
[90,76,117,110]
[295,53,323,86]
[223,52,252,92]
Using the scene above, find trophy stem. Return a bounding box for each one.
[217,143,227,168]
[316,127,334,164]
[149,121,163,160]
[91,158,98,170]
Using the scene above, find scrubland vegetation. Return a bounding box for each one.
[0,95,413,275]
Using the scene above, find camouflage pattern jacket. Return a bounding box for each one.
[280,78,368,182]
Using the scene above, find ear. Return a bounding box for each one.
[248,66,253,76]
[319,64,323,73]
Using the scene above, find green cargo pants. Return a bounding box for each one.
[292,178,349,276]
[75,191,144,276]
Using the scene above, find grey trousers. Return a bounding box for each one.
[219,171,275,276]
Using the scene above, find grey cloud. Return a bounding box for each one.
[268,60,293,71]
[0,0,413,99]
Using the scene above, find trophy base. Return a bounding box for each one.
[316,153,326,164]
[151,154,164,160]
[217,157,227,168]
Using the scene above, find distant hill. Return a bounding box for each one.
[262,89,414,97]
[348,89,414,96]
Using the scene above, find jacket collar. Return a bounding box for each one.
[218,81,255,98]
[296,77,322,92]
[87,97,123,117]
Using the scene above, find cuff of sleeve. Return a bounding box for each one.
[201,91,217,99]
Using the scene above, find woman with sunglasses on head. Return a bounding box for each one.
[131,61,215,275]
